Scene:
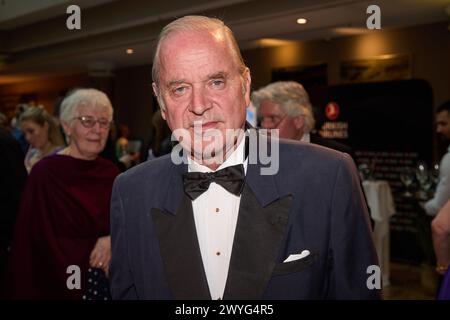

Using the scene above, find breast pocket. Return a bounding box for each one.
[272,252,319,276]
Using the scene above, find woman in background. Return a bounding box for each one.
[146,109,172,160]
[20,107,65,172]
[115,123,130,159]
[7,88,119,300]
[432,200,450,299]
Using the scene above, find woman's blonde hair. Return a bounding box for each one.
[20,107,65,147]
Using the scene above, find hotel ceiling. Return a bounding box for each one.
[0,0,449,84]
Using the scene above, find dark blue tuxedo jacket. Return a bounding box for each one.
[110,130,381,299]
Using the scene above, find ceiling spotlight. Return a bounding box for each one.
[126,48,134,54]
[296,18,307,25]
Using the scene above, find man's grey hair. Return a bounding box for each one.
[251,81,315,133]
[152,15,248,110]
[59,88,113,125]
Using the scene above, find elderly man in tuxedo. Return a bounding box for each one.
[110,15,381,300]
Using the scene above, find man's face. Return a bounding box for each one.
[154,30,251,160]
[259,99,303,140]
[436,110,450,140]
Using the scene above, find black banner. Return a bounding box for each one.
[324,79,434,264]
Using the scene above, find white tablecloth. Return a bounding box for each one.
[363,180,396,286]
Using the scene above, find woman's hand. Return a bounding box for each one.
[89,236,111,276]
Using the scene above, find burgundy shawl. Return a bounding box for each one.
[7,155,119,299]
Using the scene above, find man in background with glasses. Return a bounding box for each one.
[252,81,354,159]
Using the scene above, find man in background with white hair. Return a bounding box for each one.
[252,81,354,158]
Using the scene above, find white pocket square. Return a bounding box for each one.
[283,250,310,263]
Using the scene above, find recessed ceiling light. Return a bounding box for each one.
[126,48,134,54]
[296,18,307,25]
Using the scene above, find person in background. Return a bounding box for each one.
[19,107,65,173]
[0,112,8,129]
[432,200,450,300]
[99,122,125,171]
[432,200,450,275]
[6,88,120,299]
[425,100,450,216]
[10,104,29,154]
[0,127,27,296]
[112,123,140,169]
[252,81,355,159]
[116,124,130,159]
[147,109,173,160]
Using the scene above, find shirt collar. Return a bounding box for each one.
[301,132,310,143]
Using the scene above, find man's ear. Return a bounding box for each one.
[293,115,305,130]
[160,108,167,120]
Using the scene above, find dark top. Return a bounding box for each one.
[6,154,119,299]
[0,128,27,250]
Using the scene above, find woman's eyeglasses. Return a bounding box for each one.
[74,116,111,129]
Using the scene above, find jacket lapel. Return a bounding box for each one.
[151,160,211,300]
[223,184,292,299]
[223,130,293,299]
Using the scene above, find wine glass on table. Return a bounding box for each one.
[415,161,431,200]
[399,166,414,198]
[431,163,440,190]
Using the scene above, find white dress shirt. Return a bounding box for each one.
[425,146,450,216]
[188,136,248,300]
[301,132,310,143]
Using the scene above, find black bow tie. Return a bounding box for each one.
[182,164,246,200]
